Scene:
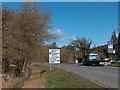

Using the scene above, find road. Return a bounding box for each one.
[41,63,118,88]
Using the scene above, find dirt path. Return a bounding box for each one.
[20,67,46,88]
[21,74,45,88]
[2,66,47,88]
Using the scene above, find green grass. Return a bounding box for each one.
[45,68,100,88]
[33,64,49,70]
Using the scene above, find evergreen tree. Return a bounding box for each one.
[117,33,120,58]
[111,31,117,44]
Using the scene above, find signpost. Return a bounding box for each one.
[49,49,60,70]
[107,40,113,53]
[107,40,115,60]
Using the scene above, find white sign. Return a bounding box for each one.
[49,49,60,64]
[108,48,113,53]
[107,40,113,53]
[113,50,115,54]
[108,45,113,48]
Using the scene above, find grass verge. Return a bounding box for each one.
[34,64,101,88]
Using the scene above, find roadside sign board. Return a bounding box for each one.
[113,50,115,54]
[108,45,113,48]
[49,49,60,64]
[108,48,113,53]
[107,40,113,53]
[107,40,113,45]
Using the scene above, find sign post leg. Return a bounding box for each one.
[58,63,60,69]
[50,64,52,70]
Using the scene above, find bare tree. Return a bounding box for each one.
[70,37,92,58]
[2,8,14,72]
[2,3,53,75]
[49,42,58,49]
[61,45,75,63]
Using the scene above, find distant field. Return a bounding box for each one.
[34,64,102,88]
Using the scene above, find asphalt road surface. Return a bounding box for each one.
[42,63,118,88]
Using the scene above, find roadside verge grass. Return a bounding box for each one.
[34,64,102,88]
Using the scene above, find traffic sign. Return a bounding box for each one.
[107,40,113,53]
[49,49,60,64]
[108,45,113,48]
[108,48,113,53]
[113,50,115,54]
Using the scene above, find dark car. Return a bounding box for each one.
[77,57,83,63]
[81,58,89,65]
[115,59,120,64]
[110,59,115,64]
